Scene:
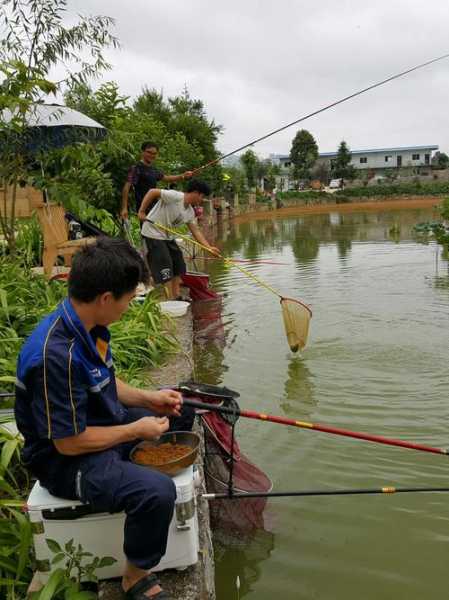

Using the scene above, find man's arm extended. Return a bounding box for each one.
[162,171,193,184]
[138,189,161,220]
[187,222,220,254]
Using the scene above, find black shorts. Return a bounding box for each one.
[144,238,186,284]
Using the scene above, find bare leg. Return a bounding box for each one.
[163,279,175,300]
[122,561,162,598]
[172,276,182,299]
[162,277,181,300]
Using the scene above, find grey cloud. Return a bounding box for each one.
[67,0,449,156]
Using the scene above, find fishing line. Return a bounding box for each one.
[193,52,449,173]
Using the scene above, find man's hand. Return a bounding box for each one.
[143,389,183,416]
[132,416,170,440]
[120,207,129,220]
[183,171,194,179]
[206,245,221,256]
[137,210,146,222]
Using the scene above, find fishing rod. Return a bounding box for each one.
[182,397,449,458]
[152,221,296,298]
[151,220,312,351]
[203,486,449,500]
[191,52,449,174]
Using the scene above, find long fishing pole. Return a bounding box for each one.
[151,221,286,298]
[182,397,449,457]
[203,486,449,500]
[192,52,449,174]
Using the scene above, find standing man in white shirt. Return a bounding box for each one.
[138,180,220,300]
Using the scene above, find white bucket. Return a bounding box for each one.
[159,300,190,317]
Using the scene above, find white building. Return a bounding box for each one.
[270,144,439,190]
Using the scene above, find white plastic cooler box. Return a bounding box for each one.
[27,465,199,581]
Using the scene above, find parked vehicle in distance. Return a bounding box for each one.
[329,178,343,189]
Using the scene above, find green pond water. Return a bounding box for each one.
[192,206,449,600]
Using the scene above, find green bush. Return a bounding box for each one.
[335,181,449,199]
[0,417,33,598]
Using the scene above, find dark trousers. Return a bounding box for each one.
[39,406,195,570]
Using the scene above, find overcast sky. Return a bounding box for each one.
[69,0,449,158]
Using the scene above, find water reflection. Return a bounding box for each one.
[191,297,228,385]
[219,208,443,261]
[214,529,275,600]
[197,205,449,600]
[281,356,316,417]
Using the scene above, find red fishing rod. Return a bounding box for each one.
[182,397,449,458]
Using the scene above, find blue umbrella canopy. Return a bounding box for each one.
[1,103,107,154]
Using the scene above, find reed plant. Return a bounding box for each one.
[0,416,33,598]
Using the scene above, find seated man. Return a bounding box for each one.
[138,179,219,300]
[15,238,188,600]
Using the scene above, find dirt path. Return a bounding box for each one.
[233,196,443,223]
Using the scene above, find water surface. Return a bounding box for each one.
[192,207,449,600]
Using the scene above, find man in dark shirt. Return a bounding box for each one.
[121,141,193,219]
[15,238,188,600]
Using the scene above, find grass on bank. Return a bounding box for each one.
[278,180,449,203]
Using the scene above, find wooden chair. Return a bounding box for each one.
[36,203,95,278]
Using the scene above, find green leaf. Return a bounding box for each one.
[46,538,63,554]
[97,556,116,568]
[52,553,66,565]
[67,592,97,600]
[0,288,10,320]
[34,568,65,600]
[1,438,18,470]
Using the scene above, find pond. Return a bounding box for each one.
[192,206,449,600]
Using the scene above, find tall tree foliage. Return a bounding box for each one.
[289,129,319,184]
[61,82,223,216]
[332,140,356,183]
[240,149,259,189]
[0,0,118,254]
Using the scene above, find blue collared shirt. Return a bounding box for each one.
[15,298,126,469]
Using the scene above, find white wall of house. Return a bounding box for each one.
[339,146,438,170]
[270,146,438,189]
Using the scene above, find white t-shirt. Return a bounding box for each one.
[141,189,196,240]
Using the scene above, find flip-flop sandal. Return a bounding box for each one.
[124,573,171,600]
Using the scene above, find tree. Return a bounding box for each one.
[0,0,118,254]
[289,129,319,185]
[432,151,449,170]
[311,161,330,185]
[61,82,224,215]
[332,140,356,183]
[240,149,259,190]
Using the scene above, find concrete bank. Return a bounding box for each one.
[100,309,216,600]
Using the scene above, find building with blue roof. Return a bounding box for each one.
[270,144,439,190]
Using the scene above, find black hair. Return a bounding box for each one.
[141,141,159,152]
[186,179,211,197]
[68,237,150,303]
